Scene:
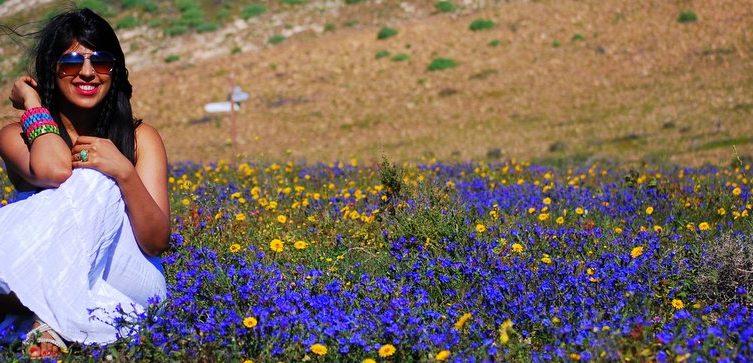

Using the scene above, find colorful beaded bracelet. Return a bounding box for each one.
[20,106,60,144]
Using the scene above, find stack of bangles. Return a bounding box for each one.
[21,106,60,144]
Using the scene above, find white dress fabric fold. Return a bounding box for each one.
[0,168,166,344]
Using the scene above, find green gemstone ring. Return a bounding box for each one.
[79,149,89,162]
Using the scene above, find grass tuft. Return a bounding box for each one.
[242,4,267,19]
[469,18,495,31]
[427,57,457,71]
[677,10,698,23]
[435,0,456,13]
[377,27,399,40]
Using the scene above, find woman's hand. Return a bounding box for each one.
[71,136,135,182]
[9,76,42,110]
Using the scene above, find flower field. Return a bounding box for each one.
[2,159,753,362]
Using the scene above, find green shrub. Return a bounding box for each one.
[121,0,143,8]
[165,25,189,36]
[231,46,242,54]
[377,26,398,40]
[427,57,457,71]
[375,50,390,59]
[196,22,219,33]
[242,4,267,19]
[435,0,455,13]
[677,10,698,23]
[122,0,156,10]
[469,18,495,31]
[281,0,306,5]
[164,54,180,63]
[77,0,112,16]
[148,19,161,28]
[142,1,158,12]
[179,7,205,27]
[116,15,139,29]
[345,0,363,4]
[344,20,359,27]
[552,39,561,48]
[175,0,198,12]
[217,8,230,20]
[268,34,286,45]
[324,22,335,31]
[571,33,585,42]
[391,53,410,62]
[488,39,501,47]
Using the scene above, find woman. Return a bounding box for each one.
[0,8,169,358]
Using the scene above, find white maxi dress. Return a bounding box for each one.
[0,168,166,344]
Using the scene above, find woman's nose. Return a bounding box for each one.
[78,59,96,78]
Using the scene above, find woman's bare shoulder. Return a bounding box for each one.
[135,122,166,146]
[134,122,167,163]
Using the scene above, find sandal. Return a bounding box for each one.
[23,317,69,358]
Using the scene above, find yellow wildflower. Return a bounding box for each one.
[294,240,308,250]
[181,198,190,206]
[310,343,327,356]
[717,208,726,216]
[277,215,287,223]
[378,344,396,358]
[270,239,284,253]
[235,213,246,221]
[698,222,710,231]
[475,223,486,233]
[435,350,451,361]
[631,246,644,259]
[543,197,552,205]
[613,227,623,234]
[733,187,742,196]
[511,243,524,253]
[454,313,472,330]
[229,244,241,253]
[645,206,654,215]
[671,299,685,310]
[575,207,585,215]
[556,216,565,224]
[569,352,581,361]
[243,317,257,328]
[538,213,549,221]
[362,359,376,363]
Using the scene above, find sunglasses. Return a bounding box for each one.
[57,51,116,76]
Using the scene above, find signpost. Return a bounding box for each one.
[202,76,249,164]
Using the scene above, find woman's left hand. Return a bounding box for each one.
[71,136,135,182]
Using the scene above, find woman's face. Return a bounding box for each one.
[55,41,112,110]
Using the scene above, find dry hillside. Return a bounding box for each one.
[1,0,752,166]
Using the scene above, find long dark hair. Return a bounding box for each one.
[33,8,140,164]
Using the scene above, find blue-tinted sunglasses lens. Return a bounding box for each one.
[58,52,115,75]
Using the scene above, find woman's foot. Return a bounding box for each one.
[25,319,68,359]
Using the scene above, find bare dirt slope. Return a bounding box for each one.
[2,0,753,166]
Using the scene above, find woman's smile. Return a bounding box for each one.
[73,82,100,96]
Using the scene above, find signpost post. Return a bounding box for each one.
[203,76,249,164]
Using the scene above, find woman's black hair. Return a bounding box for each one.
[33,8,140,164]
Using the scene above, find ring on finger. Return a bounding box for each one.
[79,149,89,162]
